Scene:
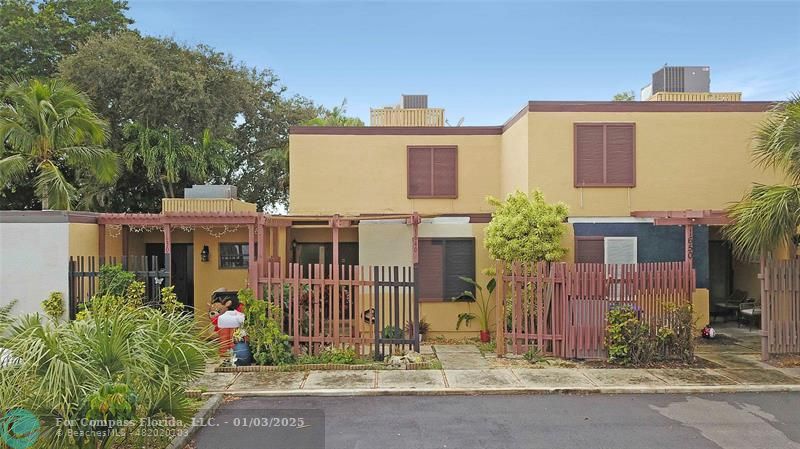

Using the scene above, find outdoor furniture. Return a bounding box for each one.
[712,290,748,322]
[738,298,762,331]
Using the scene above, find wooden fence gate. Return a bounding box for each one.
[67,255,170,319]
[259,262,419,359]
[761,257,800,358]
[496,261,696,359]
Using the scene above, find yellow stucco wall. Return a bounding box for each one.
[526,111,782,216]
[68,223,99,257]
[500,114,529,199]
[289,134,501,215]
[358,220,494,338]
[193,228,250,317]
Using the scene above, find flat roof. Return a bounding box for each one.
[290,100,776,136]
[0,210,98,223]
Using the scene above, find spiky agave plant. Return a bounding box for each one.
[0,307,215,448]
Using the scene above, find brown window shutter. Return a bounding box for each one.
[417,239,444,301]
[432,146,457,197]
[605,124,635,186]
[408,147,433,197]
[575,237,604,263]
[575,124,605,186]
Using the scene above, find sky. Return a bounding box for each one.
[128,0,800,125]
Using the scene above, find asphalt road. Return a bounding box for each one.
[192,393,800,449]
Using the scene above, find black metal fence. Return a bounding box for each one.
[373,266,420,359]
[67,255,170,319]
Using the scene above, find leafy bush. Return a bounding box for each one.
[77,279,146,320]
[41,291,64,321]
[160,285,184,314]
[240,288,293,366]
[98,264,136,296]
[606,305,656,365]
[298,346,360,365]
[485,190,569,262]
[382,325,403,339]
[0,306,215,448]
[606,304,695,365]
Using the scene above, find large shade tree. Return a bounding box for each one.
[0,0,131,79]
[0,79,118,209]
[59,32,322,211]
[725,95,800,259]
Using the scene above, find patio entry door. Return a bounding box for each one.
[146,243,194,311]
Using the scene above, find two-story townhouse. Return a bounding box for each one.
[288,100,781,336]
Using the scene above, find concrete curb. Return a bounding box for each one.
[166,393,224,449]
[212,384,800,398]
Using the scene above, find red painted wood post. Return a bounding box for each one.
[331,215,340,344]
[257,220,265,300]
[248,224,257,296]
[495,261,503,356]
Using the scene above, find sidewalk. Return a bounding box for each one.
[194,332,800,397]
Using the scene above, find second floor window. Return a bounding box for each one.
[574,123,636,187]
[219,243,249,269]
[407,146,458,198]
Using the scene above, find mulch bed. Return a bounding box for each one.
[579,356,721,369]
[766,354,800,368]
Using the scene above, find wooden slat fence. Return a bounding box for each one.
[67,255,169,320]
[259,262,419,359]
[496,261,695,359]
[762,257,800,357]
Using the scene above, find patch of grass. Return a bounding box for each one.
[476,341,496,355]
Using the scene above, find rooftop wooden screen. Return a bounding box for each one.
[407,146,458,198]
[574,123,635,187]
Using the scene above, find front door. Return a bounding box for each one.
[146,243,194,312]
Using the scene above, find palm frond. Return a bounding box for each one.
[34,161,77,210]
[0,154,29,183]
[724,184,800,260]
[753,94,800,182]
[63,146,119,183]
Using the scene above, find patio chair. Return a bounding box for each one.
[712,289,748,322]
[738,298,761,331]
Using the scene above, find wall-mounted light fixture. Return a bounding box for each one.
[200,245,210,262]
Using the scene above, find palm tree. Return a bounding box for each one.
[122,123,231,198]
[725,94,800,260]
[0,79,118,210]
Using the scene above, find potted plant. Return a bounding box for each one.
[455,275,496,342]
[232,328,252,366]
[406,318,430,343]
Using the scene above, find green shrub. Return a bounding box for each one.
[523,346,544,364]
[606,304,695,365]
[41,291,64,321]
[298,346,360,365]
[606,305,655,365]
[160,285,184,314]
[98,264,136,296]
[382,325,403,339]
[0,306,215,448]
[240,288,293,366]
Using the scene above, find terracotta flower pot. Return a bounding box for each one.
[479,330,491,343]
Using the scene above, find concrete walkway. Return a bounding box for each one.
[195,364,800,397]
[433,344,490,369]
[195,330,800,397]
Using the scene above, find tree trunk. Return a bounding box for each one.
[41,196,49,210]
